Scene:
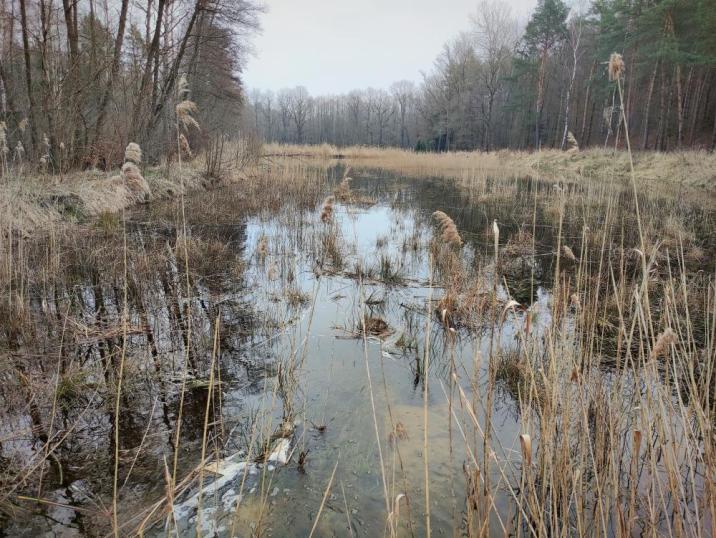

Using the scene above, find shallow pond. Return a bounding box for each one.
[1,164,712,536]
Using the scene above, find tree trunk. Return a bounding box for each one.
[18,0,38,154]
[675,64,684,149]
[579,61,595,146]
[145,0,204,136]
[641,58,659,150]
[130,0,167,139]
[711,105,716,152]
[93,0,130,148]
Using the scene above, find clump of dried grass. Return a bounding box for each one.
[432,210,463,248]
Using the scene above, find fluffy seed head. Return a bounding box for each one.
[320,196,335,223]
[432,211,463,248]
[562,245,577,261]
[567,131,579,152]
[519,434,532,467]
[608,53,625,81]
[176,100,200,131]
[125,142,142,164]
[650,328,676,360]
[179,134,193,158]
[18,118,28,133]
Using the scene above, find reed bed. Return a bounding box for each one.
[0,136,713,536]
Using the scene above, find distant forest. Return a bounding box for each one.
[0,0,263,169]
[248,0,716,152]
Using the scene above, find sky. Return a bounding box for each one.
[244,0,538,95]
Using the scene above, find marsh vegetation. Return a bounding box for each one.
[0,143,714,536]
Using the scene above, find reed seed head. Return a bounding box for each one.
[608,53,625,81]
[562,245,577,261]
[125,142,142,164]
[432,210,463,248]
[650,327,676,360]
[176,100,200,131]
[519,434,532,467]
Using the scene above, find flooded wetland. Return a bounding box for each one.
[1,158,714,537]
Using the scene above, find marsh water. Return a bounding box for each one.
[1,165,713,536]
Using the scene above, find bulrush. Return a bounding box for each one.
[320,196,335,223]
[432,210,463,248]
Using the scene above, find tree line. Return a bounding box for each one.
[248,0,716,152]
[0,0,262,171]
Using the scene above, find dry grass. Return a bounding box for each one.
[263,143,716,194]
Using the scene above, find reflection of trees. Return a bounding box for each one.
[0,216,261,527]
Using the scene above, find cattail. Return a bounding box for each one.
[178,134,193,158]
[608,53,625,81]
[566,131,579,152]
[519,434,532,467]
[43,133,50,150]
[176,100,200,131]
[650,328,676,360]
[320,196,335,223]
[124,142,142,164]
[59,142,65,152]
[562,245,577,262]
[432,211,463,247]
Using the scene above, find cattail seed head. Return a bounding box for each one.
[562,245,577,262]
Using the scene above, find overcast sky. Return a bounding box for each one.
[244,0,538,95]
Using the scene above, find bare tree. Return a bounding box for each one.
[391,80,415,147]
[471,0,518,150]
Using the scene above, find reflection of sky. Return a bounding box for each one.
[218,173,558,536]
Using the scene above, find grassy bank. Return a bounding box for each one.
[264,143,716,193]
